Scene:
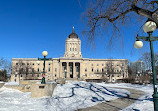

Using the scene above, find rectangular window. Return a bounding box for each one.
[76,66,79,72]
[85,68,87,72]
[97,69,99,72]
[48,68,50,72]
[92,68,93,72]
[70,66,72,72]
[32,68,34,72]
[55,68,57,72]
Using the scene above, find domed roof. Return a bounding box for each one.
[67,27,79,39]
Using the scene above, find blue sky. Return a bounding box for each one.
[0,0,158,62]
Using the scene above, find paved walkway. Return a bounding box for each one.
[76,87,146,111]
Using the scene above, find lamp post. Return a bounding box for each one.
[134,21,158,111]
[38,51,52,84]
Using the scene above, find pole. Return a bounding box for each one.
[43,56,46,73]
[41,56,46,84]
[149,32,158,111]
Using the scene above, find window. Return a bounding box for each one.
[73,48,74,51]
[22,63,25,65]
[32,74,34,77]
[55,74,57,77]
[97,69,99,72]
[32,63,34,65]
[76,66,79,72]
[27,63,29,65]
[15,74,17,77]
[102,64,104,66]
[48,68,50,72]
[97,64,99,66]
[70,66,72,72]
[32,68,34,72]
[117,74,120,77]
[112,74,114,77]
[85,74,87,77]
[37,74,39,77]
[38,68,39,72]
[117,64,119,66]
[16,63,18,65]
[91,64,93,66]
[75,48,77,51]
[21,74,22,77]
[70,48,71,51]
[49,63,51,65]
[102,68,104,72]
[55,68,57,72]
[92,68,93,72]
[85,68,87,72]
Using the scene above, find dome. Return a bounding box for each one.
[67,27,79,39]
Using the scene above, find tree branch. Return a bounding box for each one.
[94,8,134,23]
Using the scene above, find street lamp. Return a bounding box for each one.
[134,21,158,111]
[38,51,52,84]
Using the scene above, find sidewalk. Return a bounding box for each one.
[76,88,146,111]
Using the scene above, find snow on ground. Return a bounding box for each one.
[4,82,19,85]
[0,81,130,111]
[97,83,154,111]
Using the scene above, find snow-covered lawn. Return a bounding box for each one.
[98,83,153,111]
[0,81,153,111]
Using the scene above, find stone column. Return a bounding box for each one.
[59,62,62,79]
[73,62,76,79]
[66,62,69,78]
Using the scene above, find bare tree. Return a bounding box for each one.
[139,52,158,71]
[0,57,11,81]
[12,60,35,81]
[82,0,158,46]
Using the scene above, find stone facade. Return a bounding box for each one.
[11,28,128,82]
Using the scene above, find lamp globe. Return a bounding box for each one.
[134,40,143,49]
[143,21,157,33]
[42,51,48,57]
